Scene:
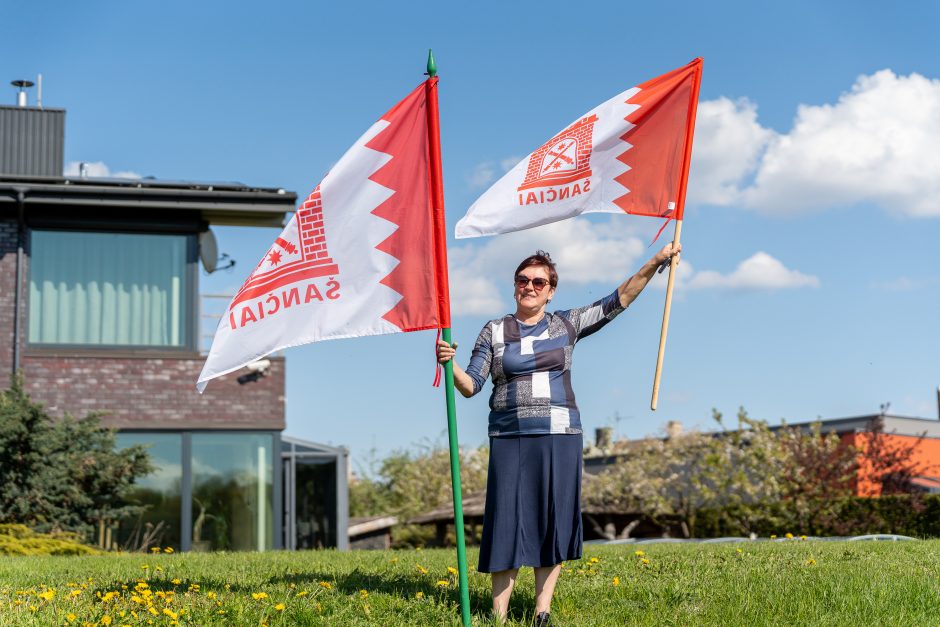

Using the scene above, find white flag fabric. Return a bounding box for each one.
[455,59,702,238]
[197,81,448,392]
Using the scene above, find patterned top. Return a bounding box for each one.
[465,290,625,437]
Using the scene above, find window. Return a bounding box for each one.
[28,230,192,347]
[115,433,183,551]
[191,433,274,551]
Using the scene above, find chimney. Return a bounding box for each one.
[595,427,613,450]
[666,420,684,439]
[12,79,33,107]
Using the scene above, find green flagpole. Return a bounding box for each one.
[425,49,472,627]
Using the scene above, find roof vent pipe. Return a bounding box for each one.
[936,386,939,421]
[11,80,34,107]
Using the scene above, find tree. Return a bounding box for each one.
[0,374,152,542]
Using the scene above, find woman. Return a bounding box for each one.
[437,243,680,625]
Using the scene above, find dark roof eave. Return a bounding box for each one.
[0,180,297,228]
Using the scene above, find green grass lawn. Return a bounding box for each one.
[2,540,939,626]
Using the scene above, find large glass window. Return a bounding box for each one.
[293,458,338,549]
[29,230,190,347]
[115,433,182,551]
[192,434,274,551]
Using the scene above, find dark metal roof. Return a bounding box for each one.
[0,174,297,228]
[770,414,940,438]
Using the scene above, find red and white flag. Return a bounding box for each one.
[455,59,702,238]
[198,80,449,392]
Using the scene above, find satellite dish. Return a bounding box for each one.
[199,229,219,273]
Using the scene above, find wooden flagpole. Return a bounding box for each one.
[425,49,472,627]
[651,59,703,411]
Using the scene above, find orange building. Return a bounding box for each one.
[786,414,940,496]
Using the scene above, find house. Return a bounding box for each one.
[0,85,348,551]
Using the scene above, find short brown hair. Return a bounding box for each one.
[514,250,558,288]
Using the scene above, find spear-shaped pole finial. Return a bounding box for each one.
[426,49,437,77]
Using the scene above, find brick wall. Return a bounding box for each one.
[0,219,21,382]
[21,353,285,430]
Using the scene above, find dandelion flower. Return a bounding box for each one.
[415,591,425,599]
[296,590,309,597]
[589,557,600,564]
[612,577,620,586]
[275,603,286,611]
[207,591,217,600]
[66,615,77,623]
[38,590,55,601]
[70,589,82,597]
[101,616,113,625]
[641,558,651,565]
[770,534,777,539]
[447,567,458,576]
[416,565,429,575]
[359,589,369,598]
[170,579,181,585]
[163,547,174,554]
[806,558,817,566]
[318,581,332,590]
[252,592,269,600]
[800,535,807,541]
[162,609,178,620]
[437,580,449,587]
[634,550,645,557]
[150,547,160,554]
[785,533,794,539]
[736,548,743,554]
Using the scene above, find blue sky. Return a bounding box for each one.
[5,1,939,465]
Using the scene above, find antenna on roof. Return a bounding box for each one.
[936,386,939,421]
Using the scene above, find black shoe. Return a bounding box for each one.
[534,611,552,627]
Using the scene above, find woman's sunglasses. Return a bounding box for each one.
[514,275,550,291]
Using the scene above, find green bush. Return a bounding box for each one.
[0,523,98,556]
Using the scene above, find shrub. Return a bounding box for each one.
[0,523,99,556]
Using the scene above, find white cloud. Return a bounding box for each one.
[64,160,141,179]
[689,70,940,217]
[871,276,936,291]
[688,97,773,205]
[686,252,820,290]
[466,155,523,189]
[448,216,648,316]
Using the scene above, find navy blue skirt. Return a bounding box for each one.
[478,434,583,573]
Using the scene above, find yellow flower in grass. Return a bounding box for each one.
[171,579,181,585]
[66,614,77,623]
[806,558,817,566]
[436,580,449,588]
[252,592,269,600]
[800,535,807,541]
[162,608,178,620]
[736,548,743,554]
[148,606,158,616]
[634,550,645,557]
[359,589,369,598]
[770,534,777,539]
[641,558,651,565]
[785,533,794,539]
[296,590,309,597]
[275,603,286,611]
[101,616,112,625]
[318,581,332,590]
[38,589,55,601]
[206,591,217,600]
[70,589,82,597]
[150,547,160,554]
[612,577,620,586]
[163,547,174,554]
[447,567,458,576]
[416,564,429,575]
[415,591,425,599]
[589,557,600,564]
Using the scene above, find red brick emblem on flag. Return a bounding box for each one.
[230,185,340,309]
[518,114,598,191]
